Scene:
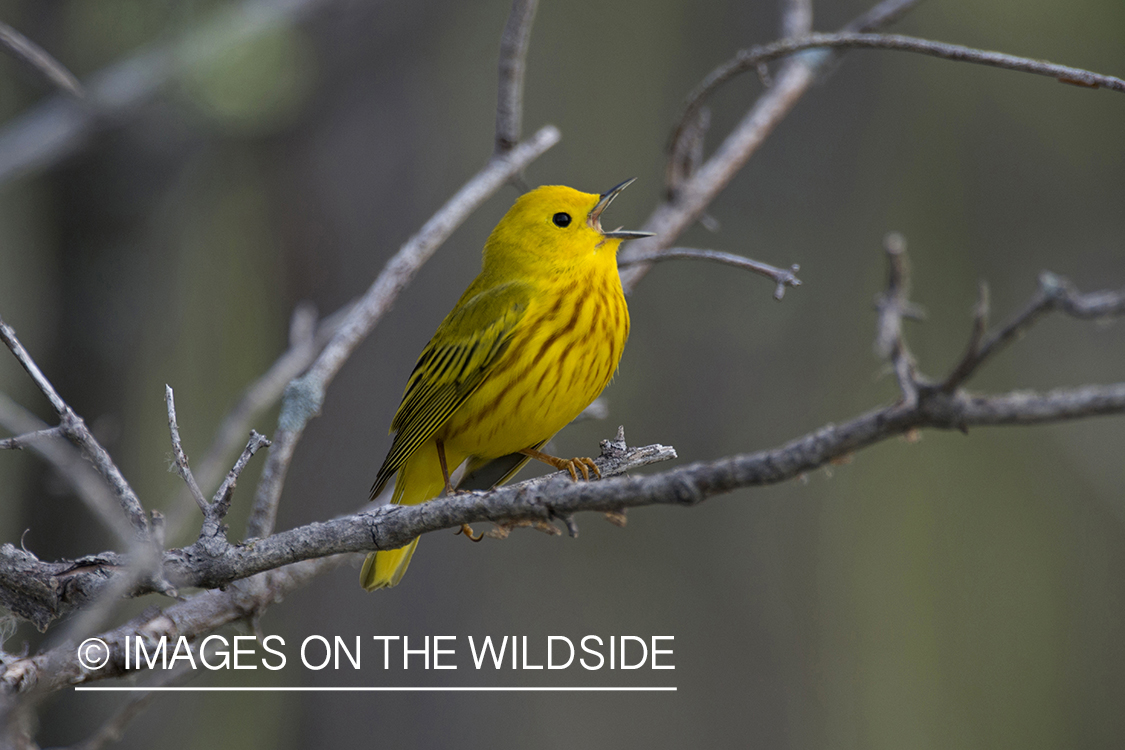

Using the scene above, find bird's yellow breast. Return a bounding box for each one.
[439,255,628,458]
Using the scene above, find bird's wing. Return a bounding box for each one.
[370,281,532,500]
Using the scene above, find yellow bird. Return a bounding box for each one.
[361,179,651,590]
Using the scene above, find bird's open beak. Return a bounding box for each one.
[588,178,655,240]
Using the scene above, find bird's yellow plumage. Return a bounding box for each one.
[361,180,650,591]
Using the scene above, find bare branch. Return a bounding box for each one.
[618,247,801,300]
[0,318,149,539]
[244,124,560,540]
[0,318,68,416]
[495,0,539,154]
[154,303,349,549]
[0,437,674,636]
[0,20,82,97]
[211,431,271,520]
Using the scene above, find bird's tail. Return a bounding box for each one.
[360,537,419,591]
[361,439,454,591]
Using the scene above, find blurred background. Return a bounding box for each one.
[1,0,1123,747]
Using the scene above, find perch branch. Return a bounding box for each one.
[7,261,1125,632]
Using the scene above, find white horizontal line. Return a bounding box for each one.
[75,686,676,692]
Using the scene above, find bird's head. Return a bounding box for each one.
[484,179,652,273]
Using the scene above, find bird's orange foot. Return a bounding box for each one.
[519,447,601,481]
[456,523,484,542]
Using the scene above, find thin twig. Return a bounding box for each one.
[164,386,208,516]
[244,124,560,541]
[618,247,802,300]
[941,281,991,392]
[873,233,925,404]
[0,21,82,97]
[211,431,271,519]
[495,0,539,154]
[0,426,64,450]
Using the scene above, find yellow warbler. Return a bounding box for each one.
[361,179,651,590]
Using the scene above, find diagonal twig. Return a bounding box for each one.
[211,431,270,522]
[872,233,926,405]
[0,426,64,451]
[0,20,82,97]
[494,0,539,154]
[164,386,208,516]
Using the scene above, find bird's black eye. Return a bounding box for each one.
[552,212,572,228]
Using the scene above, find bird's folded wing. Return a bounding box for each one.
[370,281,533,500]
